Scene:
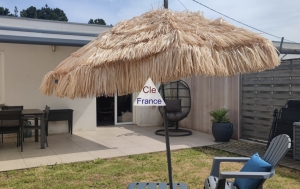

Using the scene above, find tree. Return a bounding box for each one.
[51,8,68,21]
[14,6,18,17]
[37,4,52,20]
[88,18,106,25]
[20,6,37,18]
[0,6,13,16]
[88,19,94,24]
[20,4,68,21]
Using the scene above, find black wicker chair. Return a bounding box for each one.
[155,80,192,137]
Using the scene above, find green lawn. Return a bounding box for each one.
[0,147,300,189]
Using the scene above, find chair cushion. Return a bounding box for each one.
[167,111,189,122]
[235,153,272,189]
[165,99,181,112]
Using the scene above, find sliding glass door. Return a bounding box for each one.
[114,94,134,125]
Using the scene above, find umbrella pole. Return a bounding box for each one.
[161,84,173,189]
[164,0,168,8]
[162,1,173,186]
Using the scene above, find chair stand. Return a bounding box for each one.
[155,122,192,137]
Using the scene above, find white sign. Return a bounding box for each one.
[134,78,166,106]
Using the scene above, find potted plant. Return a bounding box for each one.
[209,108,233,142]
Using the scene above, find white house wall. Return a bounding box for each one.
[0,43,96,133]
[134,106,163,127]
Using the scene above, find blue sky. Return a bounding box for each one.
[2,0,300,43]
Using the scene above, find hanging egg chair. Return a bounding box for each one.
[156,80,192,136]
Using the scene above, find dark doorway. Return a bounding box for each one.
[96,96,114,126]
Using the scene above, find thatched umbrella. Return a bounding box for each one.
[40,9,279,98]
[40,8,279,187]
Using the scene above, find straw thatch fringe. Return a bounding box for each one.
[40,9,280,98]
[41,43,279,98]
[40,71,57,96]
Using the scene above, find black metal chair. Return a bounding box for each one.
[268,99,300,156]
[44,105,50,147]
[0,110,23,151]
[1,106,23,144]
[286,99,300,109]
[2,106,24,110]
[156,80,192,136]
[24,105,50,147]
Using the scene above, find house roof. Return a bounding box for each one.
[273,40,300,60]
[0,16,112,46]
[1,15,300,59]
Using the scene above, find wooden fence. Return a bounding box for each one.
[241,58,300,141]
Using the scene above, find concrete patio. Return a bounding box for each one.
[0,125,216,172]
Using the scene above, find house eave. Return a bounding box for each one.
[0,16,111,47]
[0,35,89,47]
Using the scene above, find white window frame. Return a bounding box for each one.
[114,93,135,125]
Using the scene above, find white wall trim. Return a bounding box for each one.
[0,51,5,104]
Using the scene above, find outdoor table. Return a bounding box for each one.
[22,109,45,149]
[47,109,74,135]
[127,182,188,189]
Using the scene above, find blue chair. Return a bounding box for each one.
[204,134,291,189]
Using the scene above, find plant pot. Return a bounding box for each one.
[23,129,32,138]
[212,122,233,142]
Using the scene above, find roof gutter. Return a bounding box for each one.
[0,35,89,46]
[0,26,98,37]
